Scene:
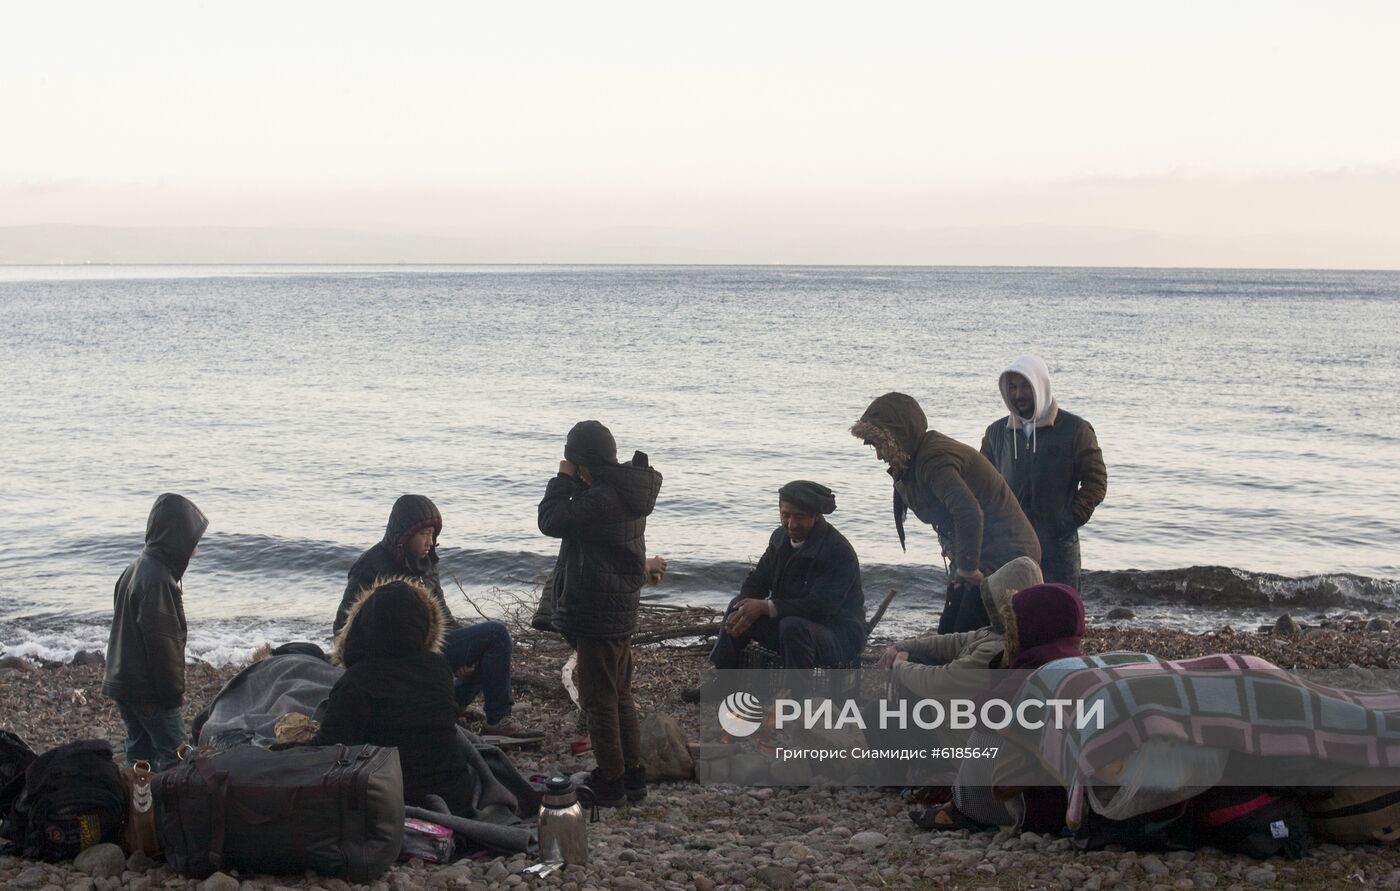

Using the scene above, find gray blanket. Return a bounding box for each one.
[193,654,537,851]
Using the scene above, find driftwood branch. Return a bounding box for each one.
[448,574,496,623]
[865,589,898,636]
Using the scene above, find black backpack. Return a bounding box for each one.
[1193,787,1313,859]
[0,731,36,815]
[1,739,126,861]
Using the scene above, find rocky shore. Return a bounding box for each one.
[3,622,1400,890]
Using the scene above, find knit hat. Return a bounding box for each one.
[565,420,618,466]
[778,480,837,514]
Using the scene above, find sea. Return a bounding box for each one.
[2,264,1398,665]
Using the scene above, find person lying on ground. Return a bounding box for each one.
[103,493,208,772]
[852,392,1040,634]
[335,494,539,738]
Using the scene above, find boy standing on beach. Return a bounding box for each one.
[102,493,208,771]
[538,421,662,806]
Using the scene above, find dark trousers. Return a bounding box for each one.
[1038,533,1082,590]
[115,700,187,772]
[575,636,641,783]
[936,582,990,634]
[441,621,515,724]
[709,597,853,669]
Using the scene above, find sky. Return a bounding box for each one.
[3,1,1399,266]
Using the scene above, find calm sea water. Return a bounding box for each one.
[2,265,1398,662]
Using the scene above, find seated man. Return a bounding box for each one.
[707,480,866,676]
[335,494,539,738]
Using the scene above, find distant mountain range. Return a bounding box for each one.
[1,223,1396,268]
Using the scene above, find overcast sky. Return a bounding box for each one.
[4,1,1398,266]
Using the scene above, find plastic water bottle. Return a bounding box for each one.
[538,775,589,865]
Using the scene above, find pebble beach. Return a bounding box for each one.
[4,622,1400,891]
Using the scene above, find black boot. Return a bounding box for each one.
[579,768,625,808]
[624,765,647,802]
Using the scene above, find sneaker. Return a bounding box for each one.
[578,769,625,808]
[680,686,701,704]
[623,765,647,803]
[480,721,545,740]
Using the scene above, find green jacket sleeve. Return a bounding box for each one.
[1071,420,1108,526]
[928,463,985,575]
[897,629,978,664]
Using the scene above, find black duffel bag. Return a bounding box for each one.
[154,743,404,882]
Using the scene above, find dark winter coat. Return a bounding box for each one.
[852,393,1040,576]
[538,452,663,639]
[315,578,473,814]
[740,518,867,653]
[980,408,1107,544]
[103,493,208,707]
[334,495,458,634]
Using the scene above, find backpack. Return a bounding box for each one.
[0,730,36,817]
[2,739,126,861]
[1074,799,1196,852]
[1304,782,1400,845]
[119,760,160,857]
[1192,787,1313,859]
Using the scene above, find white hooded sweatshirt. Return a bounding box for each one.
[998,354,1058,457]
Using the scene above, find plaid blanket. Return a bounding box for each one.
[999,652,1400,823]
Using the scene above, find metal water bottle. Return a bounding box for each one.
[538,775,589,865]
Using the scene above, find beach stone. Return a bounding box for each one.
[485,860,509,882]
[0,656,36,672]
[196,876,239,891]
[640,712,695,781]
[1243,867,1275,885]
[73,843,125,879]
[1273,614,1300,636]
[16,866,50,889]
[1140,855,1170,878]
[1368,618,1393,632]
[693,877,716,891]
[67,879,96,891]
[752,865,796,889]
[849,831,887,851]
[1194,873,1219,889]
[1106,607,1136,621]
[70,650,105,667]
[125,851,158,872]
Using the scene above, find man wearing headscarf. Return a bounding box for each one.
[706,481,867,672]
[980,355,1107,589]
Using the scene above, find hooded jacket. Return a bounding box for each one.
[740,517,867,653]
[538,451,663,639]
[1000,582,1085,670]
[103,493,209,707]
[315,578,472,813]
[852,393,1040,577]
[335,495,458,635]
[890,556,1042,701]
[979,356,1108,539]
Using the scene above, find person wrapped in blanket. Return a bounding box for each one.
[909,581,1086,832]
[285,577,476,815]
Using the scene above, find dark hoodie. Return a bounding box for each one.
[103,493,209,707]
[851,392,1040,577]
[335,495,457,635]
[538,450,663,639]
[314,578,472,813]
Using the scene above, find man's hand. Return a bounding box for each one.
[876,644,904,670]
[723,598,769,637]
[646,555,668,585]
[558,459,577,477]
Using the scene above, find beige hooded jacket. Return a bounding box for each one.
[889,556,1043,701]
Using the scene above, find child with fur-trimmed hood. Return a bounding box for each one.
[310,578,474,814]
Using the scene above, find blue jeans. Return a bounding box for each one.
[442,621,514,724]
[115,700,187,772]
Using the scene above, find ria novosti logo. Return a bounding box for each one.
[717,691,765,737]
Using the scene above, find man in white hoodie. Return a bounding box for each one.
[980,355,1107,588]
